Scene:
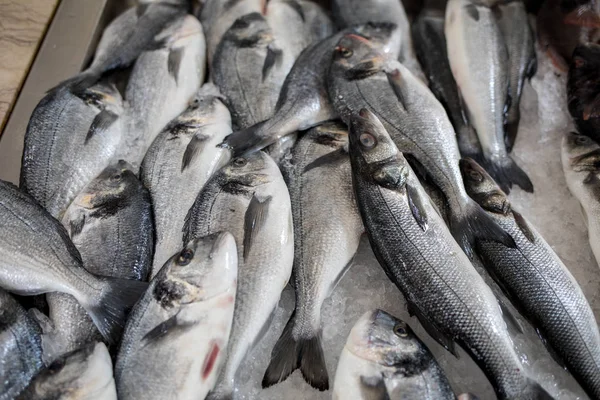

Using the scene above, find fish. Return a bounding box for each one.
[328,33,513,257]
[496,0,537,152]
[20,82,124,219]
[332,309,455,400]
[220,22,400,157]
[0,288,43,400]
[295,0,334,46]
[17,342,117,400]
[461,157,600,400]
[445,0,533,193]
[115,233,238,400]
[347,108,551,400]
[568,43,600,144]
[141,84,232,277]
[262,122,363,390]
[184,152,294,399]
[0,180,147,343]
[119,14,206,170]
[412,8,482,160]
[42,160,154,360]
[265,132,298,165]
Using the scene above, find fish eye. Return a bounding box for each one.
[468,169,483,182]
[233,18,250,30]
[576,135,590,145]
[111,173,122,181]
[339,47,353,58]
[233,158,248,167]
[393,323,408,337]
[177,249,194,266]
[359,133,377,149]
[48,358,65,374]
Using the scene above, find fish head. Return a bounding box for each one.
[224,12,273,47]
[459,158,510,215]
[220,151,275,190]
[182,83,231,125]
[331,33,387,81]
[350,22,400,59]
[78,82,123,111]
[562,131,600,161]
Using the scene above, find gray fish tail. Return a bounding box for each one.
[482,156,533,194]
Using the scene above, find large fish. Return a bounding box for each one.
[333,310,455,400]
[21,82,124,219]
[328,34,513,256]
[141,84,231,277]
[461,157,600,400]
[445,0,533,193]
[0,180,147,343]
[115,233,238,400]
[262,122,363,390]
[568,43,600,144]
[347,109,551,400]
[184,152,294,399]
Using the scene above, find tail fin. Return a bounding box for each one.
[48,70,101,95]
[523,379,555,400]
[262,314,329,391]
[504,110,520,153]
[220,120,275,158]
[483,156,533,194]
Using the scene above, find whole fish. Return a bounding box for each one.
[0,289,43,400]
[496,0,537,152]
[328,34,512,256]
[333,309,455,400]
[18,342,117,400]
[263,122,363,390]
[412,8,482,160]
[0,180,147,343]
[461,157,600,400]
[221,22,400,157]
[120,15,206,170]
[43,161,154,360]
[21,82,124,219]
[116,233,238,400]
[141,84,232,277]
[184,152,294,399]
[347,109,550,400]
[568,43,600,144]
[445,0,533,193]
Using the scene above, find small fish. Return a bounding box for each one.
[115,233,238,400]
[333,310,455,400]
[568,43,600,144]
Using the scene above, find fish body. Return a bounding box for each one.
[262,122,363,390]
[116,233,238,400]
[184,152,294,399]
[333,310,455,400]
[21,83,124,219]
[445,0,533,193]
[568,43,600,144]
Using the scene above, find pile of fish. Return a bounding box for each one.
[2,0,600,399]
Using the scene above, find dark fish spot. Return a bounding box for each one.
[465,4,479,21]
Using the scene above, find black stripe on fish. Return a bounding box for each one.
[263,45,283,81]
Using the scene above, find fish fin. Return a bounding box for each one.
[168,47,185,84]
[136,3,150,18]
[304,148,347,173]
[28,308,54,334]
[243,194,272,259]
[142,312,197,344]
[386,69,408,111]
[404,154,430,183]
[345,59,385,81]
[512,210,535,243]
[526,53,537,80]
[522,379,554,400]
[85,277,148,344]
[407,301,458,358]
[331,254,357,293]
[181,134,208,172]
[360,375,390,400]
[220,120,271,158]
[464,3,479,21]
[85,109,118,143]
[69,214,86,237]
[504,111,520,153]
[283,0,305,21]
[406,184,428,231]
[262,312,329,391]
[481,156,533,194]
[498,299,524,335]
[262,45,283,81]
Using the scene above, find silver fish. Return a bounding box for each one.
[262,122,363,390]
[141,84,232,277]
[184,152,294,399]
[115,233,238,400]
[333,310,455,400]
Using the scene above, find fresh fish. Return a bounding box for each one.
[496,0,536,152]
[141,84,232,277]
[328,34,513,256]
[347,109,551,400]
[262,122,363,390]
[43,161,154,360]
[568,43,600,144]
[0,289,43,400]
[17,342,117,400]
[461,157,600,400]
[21,82,124,219]
[184,152,294,399]
[333,310,455,400]
[115,233,238,400]
[0,180,147,343]
[119,15,206,170]
[445,0,533,193]
[220,22,400,157]
[412,8,482,160]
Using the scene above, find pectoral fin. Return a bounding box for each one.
[406,184,428,231]
[243,194,272,259]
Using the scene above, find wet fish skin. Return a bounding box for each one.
[21,82,124,219]
[17,342,117,400]
[333,309,455,400]
[265,132,298,165]
[0,180,147,343]
[184,152,294,399]
[262,122,363,390]
[0,289,43,400]
[461,157,600,400]
[568,43,600,144]
[445,0,533,193]
[141,84,232,277]
[347,108,550,400]
[116,233,238,400]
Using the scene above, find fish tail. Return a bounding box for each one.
[220,120,276,158]
[262,313,329,391]
[504,110,520,153]
[483,156,533,194]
